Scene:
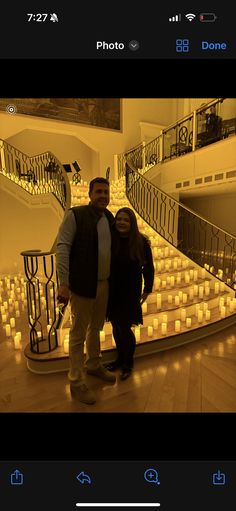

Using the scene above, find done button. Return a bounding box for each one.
[202,41,227,50]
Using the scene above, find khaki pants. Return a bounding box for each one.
[69,280,109,384]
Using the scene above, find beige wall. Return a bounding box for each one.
[0,174,64,273]
[146,136,236,193]
[181,193,236,236]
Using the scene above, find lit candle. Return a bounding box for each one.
[214,282,220,294]
[100,330,106,342]
[161,280,166,289]
[178,291,183,301]
[156,294,162,310]
[142,302,147,313]
[135,327,140,341]
[205,310,211,321]
[14,334,21,350]
[47,324,51,333]
[189,288,194,300]
[201,268,206,278]
[168,295,173,304]
[174,296,180,306]
[175,320,181,332]
[189,270,194,279]
[182,293,187,304]
[162,314,168,324]
[229,300,234,312]
[161,322,167,335]
[14,301,19,310]
[10,317,15,328]
[148,326,153,337]
[170,276,175,287]
[176,276,181,285]
[203,302,208,311]
[180,308,186,322]
[199,286,204,299]
[186,317,192,328]
[193,285,198,296]
[16,331,21,341]
[5,324,11,337]
[3,301,8,309]
[197,310,203,323]
[205,287,210,296]
[2,314,7,323]
[185,273,190,284]
[1,305,5,315]
[220,306,226,318]
[193,270,198,281]
[63,338,69,353]
[220,282,225,292]
[153,318,159,330]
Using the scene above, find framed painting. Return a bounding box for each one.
[0,98,121,131]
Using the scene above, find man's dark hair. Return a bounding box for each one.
[89,177,110,194]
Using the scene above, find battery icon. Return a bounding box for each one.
[199,13,217,22]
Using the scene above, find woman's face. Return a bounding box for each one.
[115,212,131,235]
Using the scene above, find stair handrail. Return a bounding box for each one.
[0,138,71,214]
[125,158,236,291]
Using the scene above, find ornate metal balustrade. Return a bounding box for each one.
[0,139,69,210]
[126,162,236,291]
[21,250,60,354]
[119,98,231,170]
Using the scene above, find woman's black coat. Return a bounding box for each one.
[107,233,154,326]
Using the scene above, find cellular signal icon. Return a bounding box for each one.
[169,14,181,22]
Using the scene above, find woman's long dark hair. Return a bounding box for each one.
[114,207,149,265]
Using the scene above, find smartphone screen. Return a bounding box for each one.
[1,3,236,510]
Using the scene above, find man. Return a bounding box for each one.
[56,177,116,404]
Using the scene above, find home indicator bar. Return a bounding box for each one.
[76,504,161,508]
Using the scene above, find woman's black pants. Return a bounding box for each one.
[111,319,136,369]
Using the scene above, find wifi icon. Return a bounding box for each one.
[185,13,196,21]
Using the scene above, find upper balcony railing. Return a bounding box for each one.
[0,139,70,211]
[118,98,236,177]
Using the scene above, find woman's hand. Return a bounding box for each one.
[140,292,149,304]
[57,285,70,306]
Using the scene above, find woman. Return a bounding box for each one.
[106,207,154,380]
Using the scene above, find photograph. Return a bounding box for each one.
[1,97,236,413]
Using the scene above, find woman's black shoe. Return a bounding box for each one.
[105,360,121,371]
[120,368,132,380]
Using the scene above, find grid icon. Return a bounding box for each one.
[176,39,189,52]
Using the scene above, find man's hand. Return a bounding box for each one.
[140,292,149,305]
[57,285,70,306]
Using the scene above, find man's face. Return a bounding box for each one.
[89,182,110,211]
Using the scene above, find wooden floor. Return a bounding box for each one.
[1,322,236,412]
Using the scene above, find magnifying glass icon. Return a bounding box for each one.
[144,469,160,485]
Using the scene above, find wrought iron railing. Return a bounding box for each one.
[21,250,60,354]
[125,161,236,291]
[119,98,236,173]
[0,139,70,211]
